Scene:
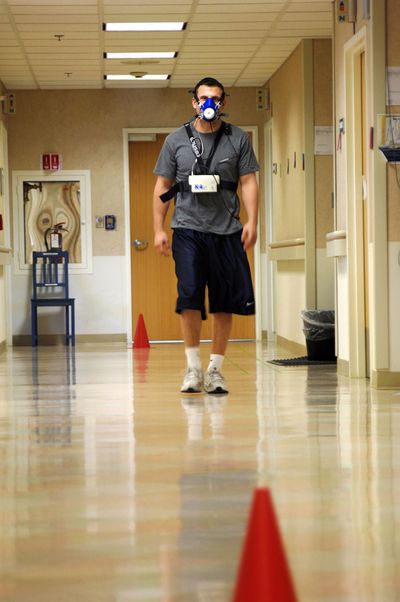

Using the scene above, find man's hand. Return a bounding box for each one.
[241,221,257,251]
[153,175,173,256]
[239,172,258,251]
[154,230,170,256]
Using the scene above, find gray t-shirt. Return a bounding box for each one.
[154,122,259,235]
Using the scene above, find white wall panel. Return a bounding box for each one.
[337,256,349,361]
[388,242,400,372]
[275,259,306,346]
[11,256,127,338]
[0,268,6,343]
[316,248,334,310]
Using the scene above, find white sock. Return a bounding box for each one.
[207,354,224,372]
[185,347,202,370]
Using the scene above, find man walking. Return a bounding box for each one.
[153,77,259,394]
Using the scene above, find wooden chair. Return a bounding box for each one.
[31,251,75,346]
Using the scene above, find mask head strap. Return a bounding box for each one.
[189,77,227,105]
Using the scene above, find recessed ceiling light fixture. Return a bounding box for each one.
[103,22,186,32]
[105,74,170,80]
[104,52,177,59]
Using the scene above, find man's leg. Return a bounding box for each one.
[180,309,203,393]
[204,312,232,394]
[181,309,202,347]
[211,312,232,355]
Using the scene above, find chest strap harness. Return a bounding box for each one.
[159,121,238,203]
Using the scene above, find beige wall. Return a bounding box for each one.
[269,44,305,242]
[0,83,6,251]
[265,39,333,247]
[260,39,334,345]
[333,19,354,231]
[0,82,9,348]
[7,88,264,257]
[314,39,334,249]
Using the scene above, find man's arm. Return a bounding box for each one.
[153,175,174,256]
[239,172,259,251]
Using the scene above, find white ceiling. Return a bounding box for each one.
[0,0,332,90]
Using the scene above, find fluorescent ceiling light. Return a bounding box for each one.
[105,74,170,80]
[104,22,186,32]
[105,52,177,59]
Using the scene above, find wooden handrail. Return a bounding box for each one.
[269,238,305,250]
[0,246,12,254]
[325,230,346,242]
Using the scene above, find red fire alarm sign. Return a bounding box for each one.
[42,153,61,171]
[42,154,51,170]
[51,153,60,170]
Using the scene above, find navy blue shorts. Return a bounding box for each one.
[172,228,255,320]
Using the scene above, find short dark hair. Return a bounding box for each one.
[192,77,225,101]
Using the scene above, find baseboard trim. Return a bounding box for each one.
[12,334,127,346]
[337,358,349,377]
[262,330,277,342]
[371,369,400,389]
[276,335,306,356]
[77,334,127,343]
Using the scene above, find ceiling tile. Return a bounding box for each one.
[0,0,333,90]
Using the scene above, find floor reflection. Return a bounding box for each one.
[178,393,256,601]
[181,394,227,442]
[31,347,76,447]
[133,348,150,384]
[1,342,400,601]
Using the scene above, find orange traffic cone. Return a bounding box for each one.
[133,313,150,349]
[233,488,297,602]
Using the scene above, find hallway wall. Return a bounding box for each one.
[263,40,334,348]
[269,44,305,347]
[0,81,9,351]
[6,87,264,341]
[386,0,400,373]
[333,4,365,365]
[314,39,334,310]
[333,0,400,385]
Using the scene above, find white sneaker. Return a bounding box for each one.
[180,367,204,393]
[204,369,228,394]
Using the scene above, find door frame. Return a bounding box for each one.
[344,27,368,378]
[1,122,12,347]
[263,119,275,339]
[123,126,262,345]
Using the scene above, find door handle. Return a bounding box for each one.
[132,239,149,251]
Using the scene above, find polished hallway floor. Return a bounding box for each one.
[0,342,399,601]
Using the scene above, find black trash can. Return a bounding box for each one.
[301,310,335,361]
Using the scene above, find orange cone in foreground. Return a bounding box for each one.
[233,488,297,602]
[133,313,150,348]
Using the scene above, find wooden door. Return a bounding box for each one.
[129,135,255,342]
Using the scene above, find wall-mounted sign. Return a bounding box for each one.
[314,126,334,155]
[41,153,61,171]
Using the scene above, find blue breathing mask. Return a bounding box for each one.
[198,97,221,121]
